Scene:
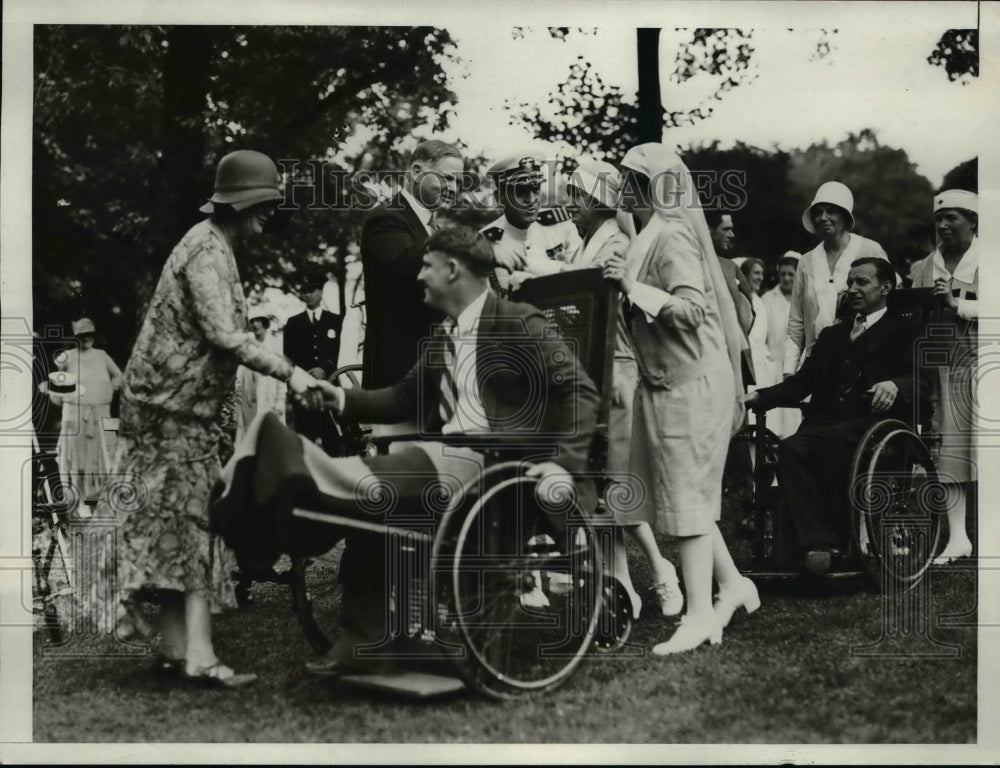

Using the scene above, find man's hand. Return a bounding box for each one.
[740,390,761,407]
[309,380,346,415]
[288,367,323,410]
[867,380,899,413]
[508,271,533,291]
[932,277,958,310]
[526,462,575,508]
[307,367,327,380]
[494,250,525,272]
[601,254,634,294]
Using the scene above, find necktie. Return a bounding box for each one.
[849,313,867,342]
[438,322,459,425]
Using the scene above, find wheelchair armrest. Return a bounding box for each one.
[370,431,570,455]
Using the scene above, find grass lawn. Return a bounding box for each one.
[32,533,976,744]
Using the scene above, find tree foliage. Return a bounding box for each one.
[941,157,977,193]
[786,129,935,267]
[33,25,458,364]
[927,29,978,84]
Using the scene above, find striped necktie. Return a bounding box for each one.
[849,313,867,342]
[438,322,459,425]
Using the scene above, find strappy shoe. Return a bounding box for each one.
[651,559,683,617]
[182,662,258,689]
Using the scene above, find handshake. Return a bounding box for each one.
[287,367,346,414]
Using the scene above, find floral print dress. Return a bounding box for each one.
[96,219,293,613]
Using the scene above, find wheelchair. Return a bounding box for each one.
[722,290,946,591]
[281,268,633,698]
[30,438,76,644]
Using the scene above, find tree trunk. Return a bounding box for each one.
[159,26,216,261]
[636,28,664,143]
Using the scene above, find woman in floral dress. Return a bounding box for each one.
[97,150,318,687]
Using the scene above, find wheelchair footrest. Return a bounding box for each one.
[339,670,466,699]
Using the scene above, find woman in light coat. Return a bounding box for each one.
[603,144,759,654]
[909,189,978,565]
[784,182,888,377]
[566,160,683,619]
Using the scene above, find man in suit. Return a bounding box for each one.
[360,140,463,390]
[745,258,924,575]
[283,270,343,445]
[706,210,756,387]
[304,225,599,676]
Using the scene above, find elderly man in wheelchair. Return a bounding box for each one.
[213,225,603,697]
[743,257,929,578]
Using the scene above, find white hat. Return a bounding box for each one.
[780,250,802,262]
[487,153,545,186]
[568,160,622,208]
[933,189,977,214]
[803,181,855,234]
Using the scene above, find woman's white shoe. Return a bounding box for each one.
[651,612,723,655]
[651,559,684,617]
[713,576,761,628]
[932,540,973,566]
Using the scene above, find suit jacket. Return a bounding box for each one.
[343,292,600,477]
[283,309,343,378]
[754,311,925,427]
[360,193,445,388]
[719,256,756,387]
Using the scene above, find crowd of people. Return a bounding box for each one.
[44,138,976,689]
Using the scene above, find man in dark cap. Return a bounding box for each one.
[283,270,343,445]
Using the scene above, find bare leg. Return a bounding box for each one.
[652,533,721,655]
[184,591,218,670]
[933,483,972,564]
[625,522,682,616]
[612,527,642,618]
[625,522,673,582]
[678,533,714,617]
[158,591,186,661]
[711,524,743,589]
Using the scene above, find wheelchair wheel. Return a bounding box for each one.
[289,553,340,655]
[722,424,783,570]
[441,473,603,699]
[32,452,77,644]
[592,577,634,653]
[848,420,943,590]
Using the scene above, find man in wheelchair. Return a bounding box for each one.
[214,225,599,678]
[743,257,926,576]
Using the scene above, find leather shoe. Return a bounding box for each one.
[803,549,833,577]
[304,654,349,678]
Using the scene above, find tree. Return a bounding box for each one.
[941,157,977,193]
[927,29,978,85]
[33,25,458,365]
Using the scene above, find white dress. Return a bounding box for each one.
[760,286,802,438]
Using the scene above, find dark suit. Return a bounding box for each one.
[335,291,599,668]
[754,310,924,549]
[719,257,757,387]
[360,193,445,389]
[283,308,343,443]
